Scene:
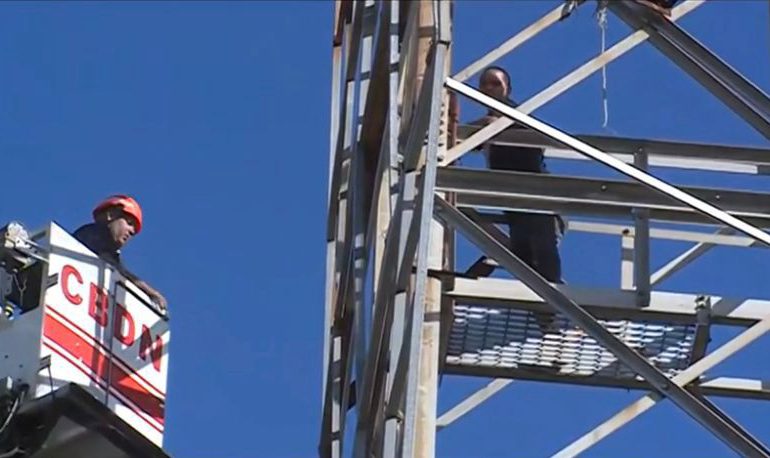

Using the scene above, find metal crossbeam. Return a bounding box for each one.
[434,195,770,458]
[436,379,512,430]
[445,276,770,326]
[437,167,770,228]
[456,126,770,169]
[435,375,770,431]
[443,367,770,403]
[468,215,765,248]
[442,362,770,402]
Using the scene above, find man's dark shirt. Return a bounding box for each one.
[479,98,547,173]
[73,223,139,282]
[487,125,546,173]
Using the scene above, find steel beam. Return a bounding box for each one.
[698,377,770,401]
[353,169,416,456]
[468,216,766,248]
[437,358,767,433]
[336,4,380,445]
[326,0,366,245]
[446,276,770,326]
[436,379,512,430]
[354,4,442,455]
[620,231,634,290]
[545,149,765,175]
[440,0,706,165]
[437,167,770,228]
[434,195,770,458]
[362,5,406,455]
[633,150,651,306]
[441,365,770,402]
[689,297,711,364]
[373,0,403,292]
[455,126,770,169]
[323,0,345,405]
[401,6,451,455]
[348,2,383,426]
[321,2,367,455]
[374,1,404,457]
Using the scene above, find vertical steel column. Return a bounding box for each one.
[351,0,379,412]
[620,229,634,290]
[321,2,365,456]
[402,1,451,456]
[323,0,345,404]
[351,2,438,453]
[633,149,651,306]
[375,0,404,458]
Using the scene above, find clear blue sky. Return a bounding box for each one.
[2,1,770,457]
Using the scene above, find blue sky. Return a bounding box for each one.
[2,1,770,457]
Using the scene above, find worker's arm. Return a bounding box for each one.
[116,265,168,314]
[132,279,168,313]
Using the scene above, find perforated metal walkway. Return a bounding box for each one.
[446,304,695,381]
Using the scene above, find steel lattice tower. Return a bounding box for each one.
[320,1,770,457]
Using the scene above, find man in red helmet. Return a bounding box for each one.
[73,195,168,313]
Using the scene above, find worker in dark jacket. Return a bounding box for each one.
[73,195,168,312]
[471,66,564,284]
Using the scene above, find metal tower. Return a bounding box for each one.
[320,1,770,456]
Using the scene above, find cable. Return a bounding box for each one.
[0,398,18,437]
[0,384,28,443]
[596,2,610,130]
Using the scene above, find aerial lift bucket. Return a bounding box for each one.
[0,222,171,458]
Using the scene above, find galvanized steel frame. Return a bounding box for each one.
[322,1,770,457]
[321,1,453,457]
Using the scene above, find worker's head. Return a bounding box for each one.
[479,66,511,101]
[92,195,143,248]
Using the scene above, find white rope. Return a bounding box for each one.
[597,2,610,129]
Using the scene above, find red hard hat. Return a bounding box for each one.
[92,195,144,234]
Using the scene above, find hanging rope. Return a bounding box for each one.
[596,2,610,129]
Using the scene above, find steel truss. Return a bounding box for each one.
[321,1,770,457]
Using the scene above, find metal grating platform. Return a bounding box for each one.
[446,304,696,380]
